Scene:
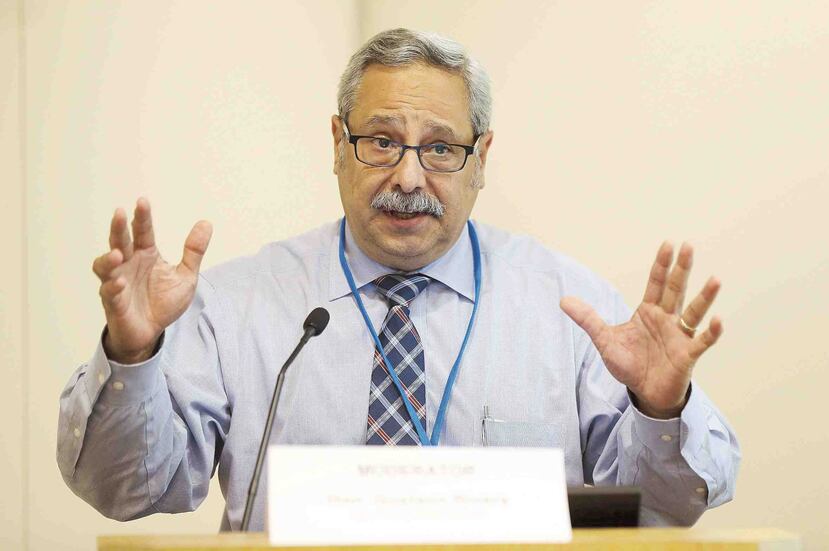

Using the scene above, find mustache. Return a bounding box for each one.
[370,190,446,217]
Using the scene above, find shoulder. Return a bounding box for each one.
[472,221,626,318]
[198,220,339,291]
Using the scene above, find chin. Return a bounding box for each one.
[378,241,431,264]
[358,216,450,268]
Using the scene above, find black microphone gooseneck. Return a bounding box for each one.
[240,307,330,532]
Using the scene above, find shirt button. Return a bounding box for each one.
[660,434,673,442]
[73,427,81,438]
[97,373,105,385]
[696,487,706,494]
[112,381,125,391]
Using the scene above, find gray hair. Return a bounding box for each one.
[371,189,446,217]
[337,28,492,137]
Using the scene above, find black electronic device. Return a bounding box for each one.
[567,486,641,528]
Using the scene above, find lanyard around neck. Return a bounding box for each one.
[338,217,482,446]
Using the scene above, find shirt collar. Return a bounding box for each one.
[328,218,476,302]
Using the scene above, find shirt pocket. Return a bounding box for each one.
[482,418,566,449]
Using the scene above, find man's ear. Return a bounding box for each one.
[476,130,495,169]
[472,130,494,189]
[331,115,344,175]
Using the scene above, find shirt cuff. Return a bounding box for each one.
[629,393,682,456]
[60,330,166,477]
[678,382,719,504]
[630,383,715,504]
[86,328,166,407]
[626,384,707,452]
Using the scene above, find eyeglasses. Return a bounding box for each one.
[342,120,480,173]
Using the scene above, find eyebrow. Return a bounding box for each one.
[361,115,460,142]
[364,114,405,131]
[423,120,459,142]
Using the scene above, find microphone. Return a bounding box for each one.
[240,307,330,532]
[302,306,330,338]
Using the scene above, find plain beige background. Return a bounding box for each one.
[2,1,827,550]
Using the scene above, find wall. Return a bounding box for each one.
[1,2,25,550]
[4,1,828,549]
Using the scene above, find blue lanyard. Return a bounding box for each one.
[338,217,482,446]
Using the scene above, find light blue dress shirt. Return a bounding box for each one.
[57,220,740,531]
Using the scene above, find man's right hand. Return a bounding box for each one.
[92,198,213,364]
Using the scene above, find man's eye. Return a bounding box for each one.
[433,144,451,155]
[373,138,392,149]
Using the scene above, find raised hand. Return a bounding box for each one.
[560,242,723,419]
[92,198,213,364]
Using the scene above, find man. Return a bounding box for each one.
[58,28,739,530]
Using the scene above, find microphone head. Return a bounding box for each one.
[303,307,330,337]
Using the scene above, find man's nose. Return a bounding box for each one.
[391,147,427,193]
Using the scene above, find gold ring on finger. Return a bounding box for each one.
[679,316,696,337]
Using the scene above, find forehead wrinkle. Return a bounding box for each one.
[360,113,460,142]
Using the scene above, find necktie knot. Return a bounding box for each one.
[374,273,431,308]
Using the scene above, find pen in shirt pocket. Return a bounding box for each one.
[481,405,504,446]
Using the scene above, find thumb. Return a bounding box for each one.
[179,220,213,275]
[560,296,610,350]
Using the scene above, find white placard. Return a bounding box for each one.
[267,446,572,546]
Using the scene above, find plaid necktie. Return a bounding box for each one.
[366,273,431,445]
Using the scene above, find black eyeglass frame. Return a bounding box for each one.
[342,120,481,173]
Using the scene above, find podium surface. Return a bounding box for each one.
[98,528,800,550]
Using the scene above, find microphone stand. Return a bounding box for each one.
[240,308,328,531]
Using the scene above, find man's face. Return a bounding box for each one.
[332,63,493,271]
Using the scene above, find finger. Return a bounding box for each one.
[99,275,127,304]
[560,296,611,351]
[681,276,721,329]
[109,208,134,260]
[675,276,688,315]
[642,242,673,304]
[689,315,723,361]
[660,242,693,313]
[178,220,213,275]
[91,249,125,282]
[131,197,156,250]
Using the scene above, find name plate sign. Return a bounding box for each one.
[267,446,572,546]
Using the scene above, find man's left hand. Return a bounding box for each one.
[560,242,723,419]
